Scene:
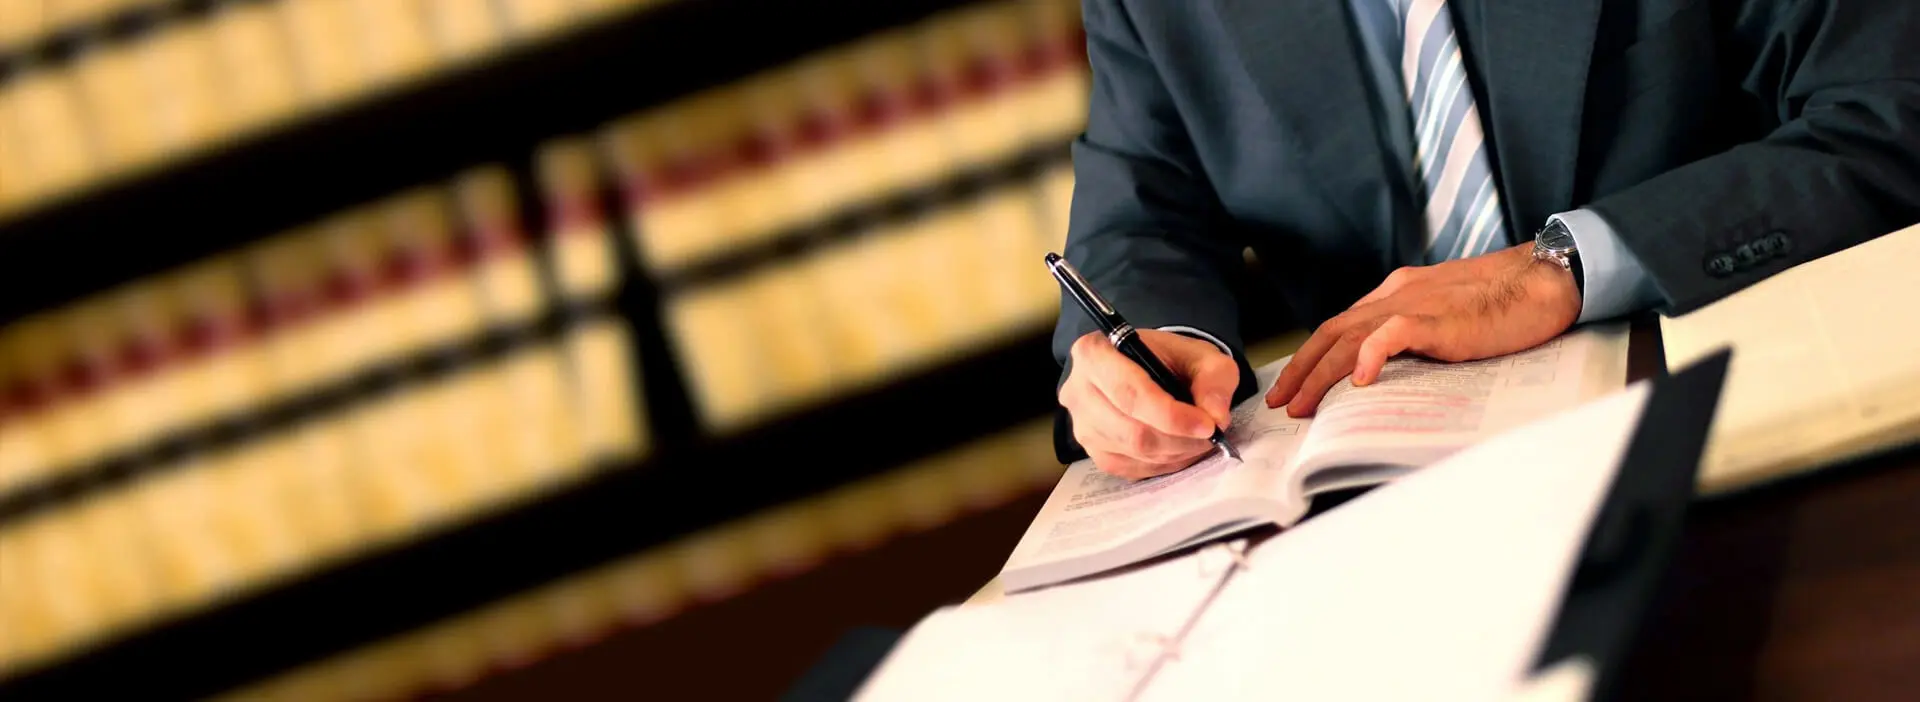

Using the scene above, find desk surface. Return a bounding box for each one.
[1617,321,1920,701]
[971,321,1920,700]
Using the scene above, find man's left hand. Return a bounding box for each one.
[1266,242,1582,416]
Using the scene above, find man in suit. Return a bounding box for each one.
[1053,0,1920,477]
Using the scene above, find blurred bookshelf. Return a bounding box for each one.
[0,0,1096,698]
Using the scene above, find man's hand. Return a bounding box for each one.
[1060,329,1240,480]
[1267,243,1581,416]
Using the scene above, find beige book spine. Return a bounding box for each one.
[16,316,98,480]
[135,456,236,617]
[536,566,617,648]
[72,39,161,174]
[457,167,547,326]
[494,345,574,493]
[277,0,366,105]
[11,66,98,200]
[973,183,1051,326]
[537,138,620,301]
[0,1,47,52]
[424,0,505,61]
[929,6,1028,170]
[410,373,478,526]
[338,396,411,542]
[314,212,402,377]
[102,285,178,461]
[744,497,829,579]
[785,51,866,224]
[347,0,436,88]
[1017,0,1090,147]
[808,232,896,388]
[209,0,305,136]
[140,17,231,157]
[415,616,489,694]
[666,281,765,430]
[600,547,686,626]
[0,334,46,497]
[860,31,956,194]
[167,258,266,430]
[747,263,837,412]
[0,82,27,209]
[5,514,81,669]
[673,520,756,603]
[497,0,579,39]
[721,78,800,250]
[567,318,648,461]
[287,418,365,561]
[45,0,127,28]
[394,188,489,349]
[534,342,588,482]
[652,97,736,269]
[0,528,30,670]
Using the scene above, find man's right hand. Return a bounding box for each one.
[1059,329,1240,480]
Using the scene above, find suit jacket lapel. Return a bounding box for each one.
[1470,0,1603,241]
[1206,0,1413,267]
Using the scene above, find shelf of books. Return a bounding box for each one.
[0,0,1000,324]
[0,0,1090,698]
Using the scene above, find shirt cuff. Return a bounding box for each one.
[1553,209,1665,324]
[1156,326,1233,358]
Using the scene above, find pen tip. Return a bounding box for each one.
[1045,252,1062,266]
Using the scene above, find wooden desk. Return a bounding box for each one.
[1617,322,1920,701]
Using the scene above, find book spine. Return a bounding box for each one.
[423,0,507,62]
[208,0,306,138]
[536,137,620,303]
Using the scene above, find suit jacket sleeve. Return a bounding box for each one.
[1050,0,1256,463]
[1588,0,1920,316]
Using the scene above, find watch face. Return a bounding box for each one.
[1539,221,1577,251]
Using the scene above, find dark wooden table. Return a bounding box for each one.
[1616,320,1920,701]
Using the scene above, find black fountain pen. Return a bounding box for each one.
[1047,253,1240,461]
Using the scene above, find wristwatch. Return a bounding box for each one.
[1533,218,1585,298]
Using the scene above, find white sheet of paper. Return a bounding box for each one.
[1137,383,1652,702]
[854,541,1249,702]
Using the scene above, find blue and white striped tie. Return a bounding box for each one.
[1396,0,1508,262]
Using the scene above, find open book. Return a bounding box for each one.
[998,325,1628,593]
[859,354,1726,701]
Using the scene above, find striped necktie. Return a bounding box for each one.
[1394,0,1509,262]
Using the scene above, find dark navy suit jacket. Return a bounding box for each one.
[1052,0,1920,461]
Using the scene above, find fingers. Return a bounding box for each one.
[1071,332,1217,439]
[1166,341,1239,429]
[1353,315,1425,386]
[1190,351,1236,427]
[1062,376,1211,473]
[1285,329,1367,417]
[1268,313,1350,408]
[1086,451,1192,481]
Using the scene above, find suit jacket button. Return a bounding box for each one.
[1707,254,1736,276]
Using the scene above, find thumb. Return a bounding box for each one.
[1185,351,1240,429]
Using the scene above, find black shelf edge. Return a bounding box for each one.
[0,0,986,326]
[0,327,1063,701]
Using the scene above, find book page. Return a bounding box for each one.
[857,541,1248,702]
[1139,384,1652,702]
[1287,324,1626,481]
[997,365,1310,592]
[1662,225,1920,493]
